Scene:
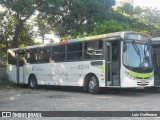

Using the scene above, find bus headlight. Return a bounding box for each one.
[124,70,131,78]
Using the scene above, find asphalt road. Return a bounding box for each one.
[0,86,160,120]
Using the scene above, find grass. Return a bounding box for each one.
[0,73,17,90]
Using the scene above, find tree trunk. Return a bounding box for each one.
[42,33,45,44]
[13,23,22,48]
[5,36,8,52]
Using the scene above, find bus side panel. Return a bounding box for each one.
[18,67,24,84]
[6,65,17,83]
[23,64,31,84]
[65,61,84,86]
[24,63,58,85]
[50,62,65,85]
[23,60,105,87]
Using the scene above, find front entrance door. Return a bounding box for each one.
[105,42,112,86]
[17,50,25,84]
[105,40,120,86]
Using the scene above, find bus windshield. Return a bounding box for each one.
[123,41,152,71]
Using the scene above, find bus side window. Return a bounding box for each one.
[8,51,17,65]
[43,47,50,63]
[52,45,65,62]
[28,48,38,63]
[38,47,51,63]
[84,40,102,60]
[25,50,30,63]
[67,43,82,61]
[19,55,26,66]
[38,48,44,63]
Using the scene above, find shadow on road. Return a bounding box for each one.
[16,84,160,96]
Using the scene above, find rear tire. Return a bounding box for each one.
[88,76,100,94]
[28,75,38,89]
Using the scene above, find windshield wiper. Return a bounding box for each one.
[132,41,141,62]
[144,43,149,58]
[143,43,151,67]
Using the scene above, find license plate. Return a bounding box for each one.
[141,81,146,85]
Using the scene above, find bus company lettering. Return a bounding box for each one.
[78,65,89,69]
[32,66,44,71]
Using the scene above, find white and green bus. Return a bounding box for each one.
[6,32,154,94]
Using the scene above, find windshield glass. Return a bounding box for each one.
[123,41,152,70]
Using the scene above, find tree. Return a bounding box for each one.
[0,11,10,52]
[37,0,115,38]
[92,20,124,35]
[36,14,51,44]
[141,8,160,26]
[116,2,133,15]
[114,2,160,36]
[0,0,37,48]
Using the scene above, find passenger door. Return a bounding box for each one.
[105,42,112,86]
[17,50,25,84]
[105,40,120,86]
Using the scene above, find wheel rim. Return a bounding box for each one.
[30,79,35,88]
[89,80,96,93]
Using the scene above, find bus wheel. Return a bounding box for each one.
[28,75,38,89]
[88,76,100,94]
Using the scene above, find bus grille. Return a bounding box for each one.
[137,81,149,86]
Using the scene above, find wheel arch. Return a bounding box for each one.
[83,73,99,91]
[28,73,37,84]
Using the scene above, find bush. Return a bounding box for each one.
[0,73,16,90]
[0,53,7,67]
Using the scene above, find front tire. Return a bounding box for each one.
[28,75,38,89]
[88,76,100,94]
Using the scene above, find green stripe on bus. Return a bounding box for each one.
[129,71,153,79]
[98,66,104,74]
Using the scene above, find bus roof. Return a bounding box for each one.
[8,31,150,51]
[151,37,160,45]
[152,37,160,41]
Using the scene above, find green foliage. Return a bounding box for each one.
[35,41,42,45]
[0,0,160,50]
[0,0,36,21]
[92,20,124,35]
[0,10,35,49]
[140,8,160,26]
[37,0,115,37]
[0,53,6,67]
[0,73,16,90]
[119,2,134,15]
[35,15,51,44]
[0,0,37,48]
[114,3,159,37]
[153,28,160,37]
